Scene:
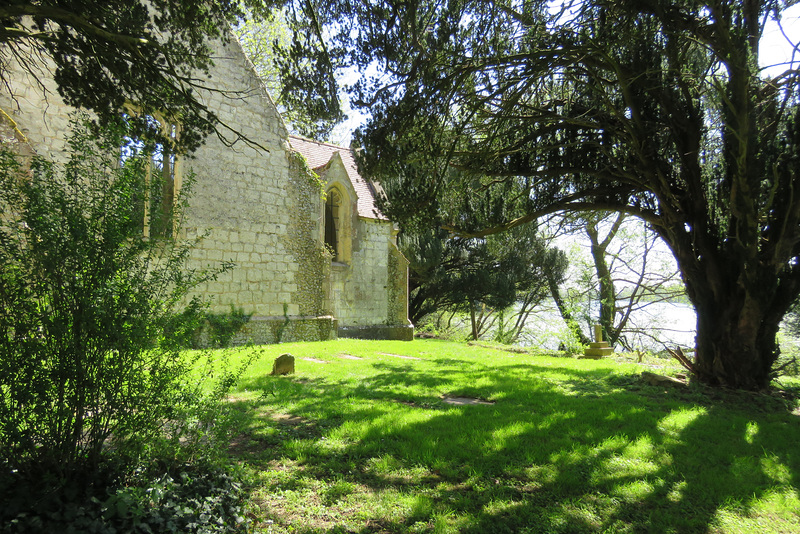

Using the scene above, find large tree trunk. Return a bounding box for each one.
[546,272,591,346]
[677,243,798,390]
[692,293,780,390]
[469,303,479,341]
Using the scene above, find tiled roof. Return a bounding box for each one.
[288,135,387,220]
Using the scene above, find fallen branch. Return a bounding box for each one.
[771,356,798,379]
[667,346,696,374]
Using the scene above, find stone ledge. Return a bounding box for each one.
[224,315,338,345]
[338,324,414,341]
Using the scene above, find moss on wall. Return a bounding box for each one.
[387,240,410,326]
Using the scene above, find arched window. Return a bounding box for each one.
[120,112,181,238]
[324,188,341,260]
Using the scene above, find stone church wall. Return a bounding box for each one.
[1,32,410,344]
[1,43,71,158]
[334,219,412,341]
[2,35,335,343]
[316,154,412,341]
[154,36,334,342]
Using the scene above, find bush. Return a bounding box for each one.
[196,304,253,348]
[0,115,234,477]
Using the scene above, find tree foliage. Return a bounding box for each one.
[402,223,566,341]
[284,0,800,389]
[0,0,294,151]
[486,225,569,344]
[392,145,567,340]
[401,229,519,335]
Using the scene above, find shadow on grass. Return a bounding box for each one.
[231,357,800,533]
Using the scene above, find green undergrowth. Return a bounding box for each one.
[220,339,800,533]
[1,461,248,534]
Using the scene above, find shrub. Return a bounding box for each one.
[0,115,233,477]
[197,304,253,348]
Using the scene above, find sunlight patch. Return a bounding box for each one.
[745,420,759,444]
[751,487,800,515]
[760,454,793,484]
[611,479,657,501]
[523,464,558,486]
[624,435,659,461]
[666,480,688,503]
[601,454,659,479]
[657,406,708,440]
[488,421,530,450]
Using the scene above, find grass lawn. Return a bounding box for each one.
[221,339,800,533]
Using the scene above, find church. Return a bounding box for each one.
[0,32,413,344]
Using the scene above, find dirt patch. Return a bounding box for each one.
[228,433,278,458]
[271,413,308,425]
[301,357,329,364]
[339,354,364,360]
[379,352,422,360]
[392,399,439,410]
[467,341,530,355]
[441,396,495,406]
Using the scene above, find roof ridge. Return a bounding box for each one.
[288,134,349,151]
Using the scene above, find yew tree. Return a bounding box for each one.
[287,0,800,389]
[400,223,566,334]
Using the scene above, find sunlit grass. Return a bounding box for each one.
[220,339,800,533]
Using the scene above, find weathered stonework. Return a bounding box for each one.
[1,30,410,344]
[289,136,413,340]
[271,353,296,376]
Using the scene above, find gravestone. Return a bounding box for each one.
[271,353,295,375]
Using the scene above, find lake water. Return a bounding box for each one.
[516,300,697,352]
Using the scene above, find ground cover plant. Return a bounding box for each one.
[225,339,800,533]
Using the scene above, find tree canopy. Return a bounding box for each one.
[401,223,566,332]
[0,0,304,151]
[283,0,800,389]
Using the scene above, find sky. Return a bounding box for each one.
[760,3,800,76]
